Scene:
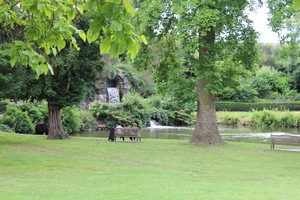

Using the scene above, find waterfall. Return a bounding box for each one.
[107,87,120,103]
[150,120,160,127]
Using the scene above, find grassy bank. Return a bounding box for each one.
[192,111,300,126]
[1,131,300,199]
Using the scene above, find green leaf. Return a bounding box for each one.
[140,35,148,45]
[68,8,75,20]
[51,47,57,56]
[100,38,112,54]
[35,65,44,79]
[293,0,300,9]
[57,39,66,52]
[70,36,80,51]
[47,63,54,75]
[41,64,49,75]
[114,30,124,42]
[10,56,18,67]
[90,18,102,32]
[110,21,123,31]
[87,29,100,44]
[85,0,96,10]
[76,29,86,42]
[127,5,135,16]
[124,24,133,33]
[127,38,139,59]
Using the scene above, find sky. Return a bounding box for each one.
[248,3,279,44]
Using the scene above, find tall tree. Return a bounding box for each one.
[0,0,146,139]
[0,17,103,138]
[133,0,259,145]
[267,0,300,91]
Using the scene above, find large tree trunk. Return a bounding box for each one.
[47,99,65,139]
[189,27,226,146]
[190,79,226,145]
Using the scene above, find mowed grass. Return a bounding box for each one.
[1,131,300,200]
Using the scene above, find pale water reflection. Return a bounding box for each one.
[71,124,300,143]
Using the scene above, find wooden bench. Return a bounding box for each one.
[114,127,141,142]
[270,134,300,150]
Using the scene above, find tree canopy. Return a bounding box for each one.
[132,0,260,145]
[0,0,146,76]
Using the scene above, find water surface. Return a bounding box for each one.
[70,124,300,143]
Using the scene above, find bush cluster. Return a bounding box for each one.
[251,109,300,128]
[223,114,240,125]
[90,93,192,128]
[216,101,300,112]
[0,102,97,135]
[0,106,35,134]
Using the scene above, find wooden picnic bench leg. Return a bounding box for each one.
[271,141,273,150]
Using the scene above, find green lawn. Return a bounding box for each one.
[1,131,300,200]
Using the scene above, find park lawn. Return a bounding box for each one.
[1,131,300,200]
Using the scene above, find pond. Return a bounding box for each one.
[70,124,300,143]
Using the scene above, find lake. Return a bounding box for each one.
[70,124,300,143]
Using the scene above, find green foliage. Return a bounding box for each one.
[0,106,35,134]
[9,101,47,124]
[232,81,259,103]
[216,65,296,102]
[148,95,163,109]
[258,44,281,68]
[280,112,296,127]
[168,111,193,126]
[76,109,98,131]
[251,66,295,98]
[90,93,192,127]
[252,109,278,127]
[0,0,142,75]
[61,107,80,134]
[250,109,300,128]
[294,0,300,8]
[117,63,156,97]
[216,101,300,112]
[223,114,240,125]
[0,124,11,132]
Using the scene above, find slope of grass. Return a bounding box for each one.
[1,131,300,199]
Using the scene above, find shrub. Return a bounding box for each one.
[89,93,192,127]
[1,106,35,134]
[168,110,193,125]
[0,124,11,132]
[280,112,296,127]
[61,107,80,134]
[251,110,278,127]
[223,114,240,125]
[148,95,163,109]
[76,109,98,131]
[11,101,48,124]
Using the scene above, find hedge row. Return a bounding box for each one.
[216,101,300,111]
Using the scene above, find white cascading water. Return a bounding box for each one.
[148,119,193,130]
[150,120,160,127]
[107,87,120,103]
